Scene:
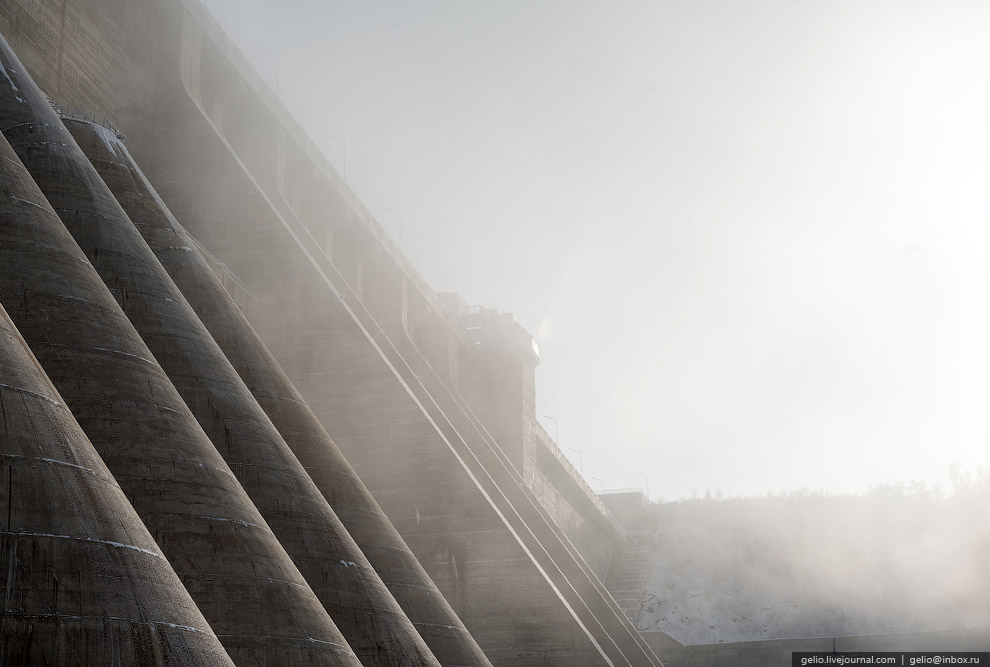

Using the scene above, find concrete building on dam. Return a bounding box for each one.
[0,0,658,665]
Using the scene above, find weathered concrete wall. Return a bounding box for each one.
[70,117,446,667]
[527,425,623,578]
[0,296,234,667]
[599,491,651,529]
[456,326,534,473]
[0,35,361,667]
[66,117,441,667]
[0,0,160,163]
[456,315,622,578]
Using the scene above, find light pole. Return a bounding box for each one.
[431,270,448,293]
[568,448,583,475]
[638,472,650,500]
[592,477,605,493]
[324,135,346,179]
[258,49,279,97]
[542,415,558,444]
[383,209,401,246]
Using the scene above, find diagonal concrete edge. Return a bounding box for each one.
[62,110,442,667]
[0,32,363,667]
[0,296,235,667]
[69,113,494,667]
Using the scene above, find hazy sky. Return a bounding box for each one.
[205,0,990,499]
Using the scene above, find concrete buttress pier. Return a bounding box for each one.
[0,300,235,666]
[67,117,447,667]
[0,35,363,667]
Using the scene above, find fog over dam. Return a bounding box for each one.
[0,1,987,666]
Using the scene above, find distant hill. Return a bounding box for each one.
[634,480,990,644]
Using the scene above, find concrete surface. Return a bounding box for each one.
[0,34,362,667]
[0,299,234,666]
[68,116,450,667]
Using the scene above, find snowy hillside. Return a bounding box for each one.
[633,483,990,645]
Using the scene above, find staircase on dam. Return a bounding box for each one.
[604,529,657,625]
[599,490,659,628]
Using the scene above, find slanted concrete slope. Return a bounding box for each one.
[0,35,362,667]
[149,6,661,665]
[67,117,443,667]
[70,116,491,667]
[148,40,626,667]
[0,303,234,667]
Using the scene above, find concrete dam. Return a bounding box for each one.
[0,1,657,665]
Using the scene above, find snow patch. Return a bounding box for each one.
[0,62,26,104]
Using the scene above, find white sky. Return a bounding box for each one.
[205,0,990,500]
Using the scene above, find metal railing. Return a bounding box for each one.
[48,100,126,140]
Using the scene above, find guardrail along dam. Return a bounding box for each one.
[0,1,659,665]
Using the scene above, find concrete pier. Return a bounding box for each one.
[68,117,447,667]
[0,35,362,667]
[0,301,235,667]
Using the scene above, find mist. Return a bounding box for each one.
[637,476,990,644]
[197,0,990,650]
[0,0,986,662]
[205,0,990,502]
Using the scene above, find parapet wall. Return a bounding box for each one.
[527,424,624,577]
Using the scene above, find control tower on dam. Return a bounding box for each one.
[0,1,657,665]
